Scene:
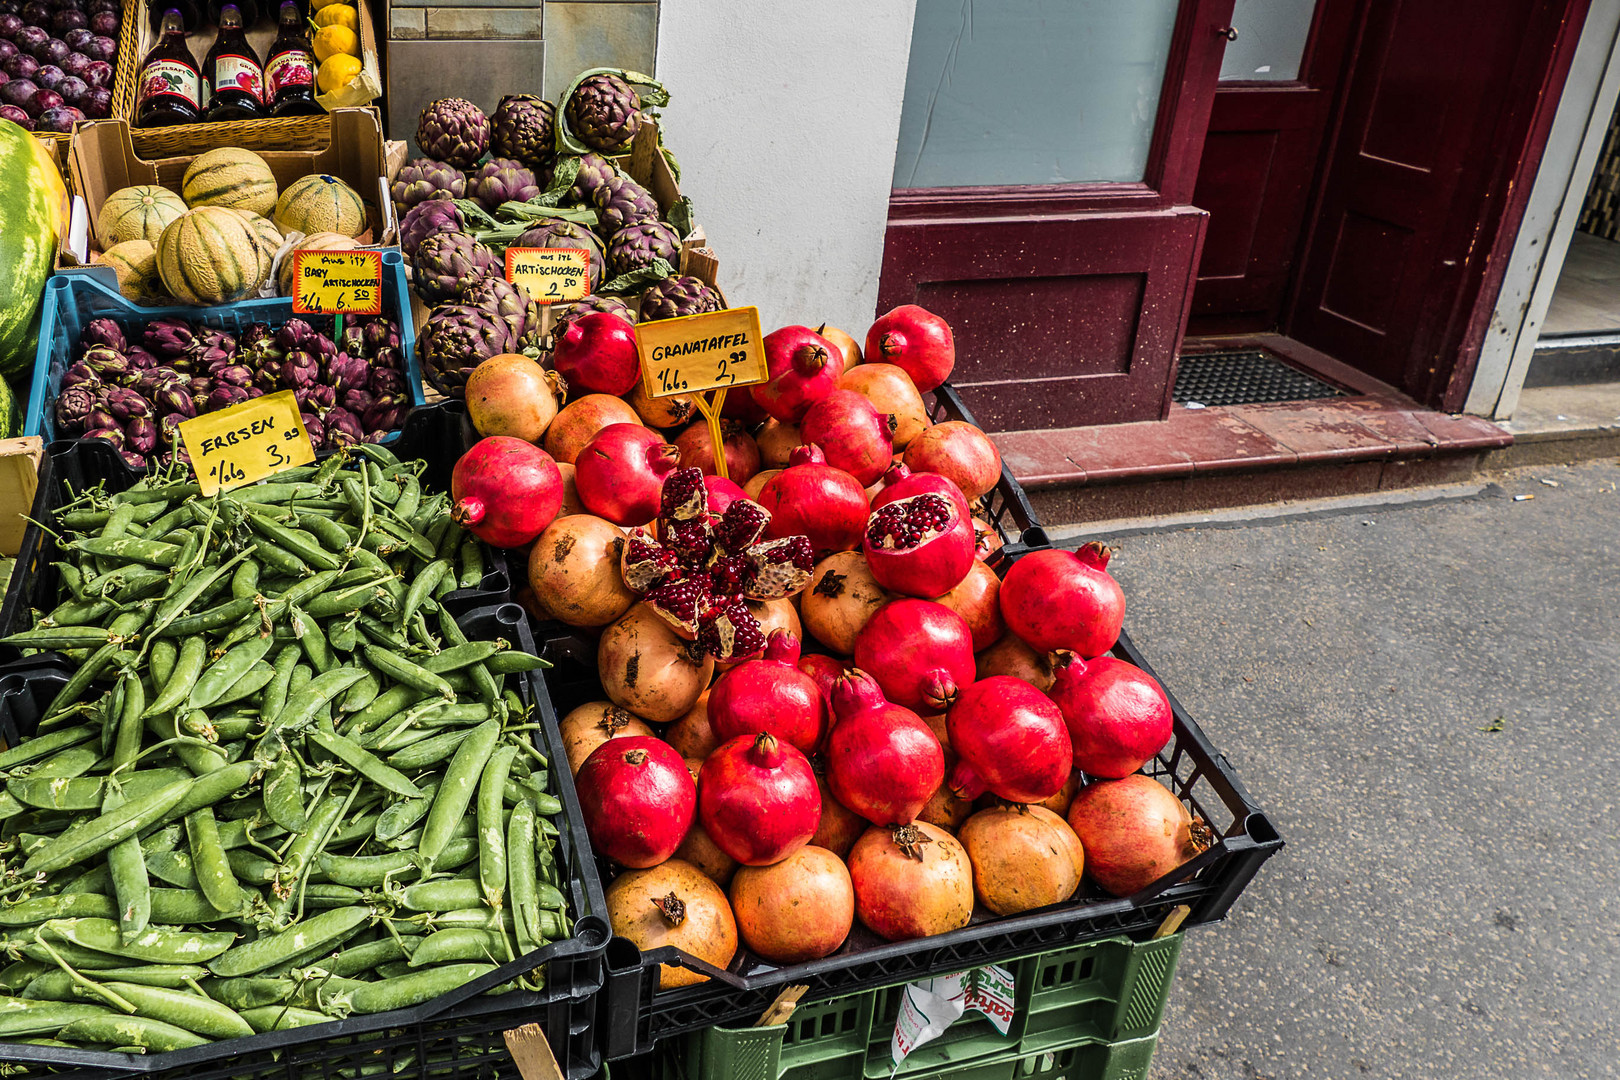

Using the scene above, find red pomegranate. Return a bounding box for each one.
[675,419,760,484]
[847,822,973,941]
[706,630,828,754]
[722,385,769,426]
[853,599,975,712]
[800,390,895,486]
[450,436,564,548]
[575,736,695,867]
[703,475,747,517]
[752,326,845,423]
[946,676,1072,803]
[932,560,1004,651]
[1048,655,1172,779]
[575,424,682,526]
[866,305,955,393]
[551,312,641,396]
[840,364,929,449]
[903,422,1001,501]
[729,845,853,963]
[756,445,870,556]
[1000,544,1125,658]
[543,394,642,465]
[1067,775,1210,897]
[698,733,822,866]
[870,463,972,521]
[795,652,845,704]
[862,492,975,599]
[823,670,943,826]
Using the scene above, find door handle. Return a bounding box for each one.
[1215,26,1239,41]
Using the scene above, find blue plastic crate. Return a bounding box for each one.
[24,248,424,444]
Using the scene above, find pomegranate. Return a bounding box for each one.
[598,604,715,723]
[975,634,1056,692]
[575,736,695,867]
[464,354,563,442]
[1048,655,1172,779]
[756,445,870,557]
[664,691,719,760]
[722,384,769,426]
[752,326,845,423]
[823,671,943,826]
[917,755,974,831]
[755,419,803,469]
[815,323,863,369]
[606,859,737,988]
[1000,544,1125,658]
[748,599,801,652]
[451,437,564,548]
[958,805,1083,916]
[862,493,975,599]
[707,631,828,753]
[847,822,972,941]
[674,419,760,484]
[675,821,739,887]
[743,469,779,500]
[931,561,1004,652]
[627,381,697,429]
[840,363,929,449]
[1067,775,1211,897]
[796,653,846,704]
[698,733,821,866]
[552,311,641,396]
[870,463,971,522]
[799,551,889,656]
[560,700,656,775]
[543,393,641,465]
[703,475,747,518]
[810,771,867,858]
[800,390,895,486]
[946,676,1072,802]
[903,422,1001,501]
[1037,769,1084,817]
[528,515,637,627]
[576,424,682,526]
[866,306,954,393]
[557,464,586,516]
[853,599,974,712]
[972,517,1003,562]
[730,845,853,963]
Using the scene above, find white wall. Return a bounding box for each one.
[655,1,919,338]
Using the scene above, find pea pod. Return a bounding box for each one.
[263,666,369,741]
[290,603,335,674]
[188,636,276,711]
[240,1005,331,1031]
[150,887,244,924]
[484,651,551,675]
[209,906,372,978]
[103,787,152,940]
[208,977,294,1010]
[0,1001,116,1038]
[342,963,495,1015]
[56,1013,211,1051]
[48,918,236,963]
[145,636,207,718]
[407,927,508,967]
[0,626,115,650]
[0,726,99,773]
[248,513,342,571]
[306,729,422,798]
[418,719,501,870]
[185,806,242,914]
[477,743,518,912]
[396,877,486,912]
[263,757,306,832]
[23,779,191,875]
[0,893,117,926]
[214,660,278,708]
[507,799,542,955]
[363,645,456,701]
[373,778,440,842]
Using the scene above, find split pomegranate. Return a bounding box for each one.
[903,421,1002,500]
[698,733,822,866]
[552,311,641,396]
[815,322,863,369]
[674,821,739,887]
[756,445,871,557]
[866,305,955,392]
[946,676,1073,803]
[755,419,803,469]
[853,599,975,712]
[598,604,715,723]
[975,634,1056,692]
[664,690,719,760]
[958,805,1084,916]
[862,492,975,599]
[560,700,656,775]
[575,736,695,867]
[800,551,889,656]
[800,389,895,486]
[752,325,846,422]
[847,822,973,942]
[707,630,828,754]
[675,419,760,484]
[932,560,1004,651]
[576,424,682,526]
[730,845,854,963]
[810,771,868,858]
[527,515,637,628]
[1067,774,1211,898]
[451,436,564,548]
[543,393,641,465]
[1049,655,1172,779]
[626,381,697,429]
[823,670,944,826]
[703,475,747,518]
[605,859,737,988]
[870,463,971,521]
[1000,543,1125,658]
[464,353,563,442]
[840,363,929,449]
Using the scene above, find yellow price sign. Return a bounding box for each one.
[505,247,591,305]
[291,250,383,315]
[634,305,766,399]
[178,390,317,496]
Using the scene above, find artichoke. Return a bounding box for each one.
[566,153,616,206]
[81,318,125,352]
[413,231,499,305]
[280,349,320,390]
[154,383,196,419]
[302,413,326,452]
[134,365,183,398]
[639,276,722,322]
[342,387,375,416]
[391,157,466,213]
[207,385,250,411]
[326,352,370,395]
[325,406,364,446]
[369,366,407,397]
[372,345,404,373]
[593,173,660,237]
[82,426,125,450]
[470,157,539,214]
[416,98,490,171]
[513,220,605,291]
[143,317,198,362]
[84,408,120,432]
[362,319,399,356]
[491,95,556,171]
[61,362,101,391]
[81,345,129,381]
[565,73,645,153]
[400,199,467,259]
[606,220,682,278]
[104,386,150,421]
[363,393,406,434]
[337,322,368,360]
[553,293,635,334]
[126,415,157,455]
[296,384,336,415]
[213,364,253,389]
[55,385,96,432]
[463,275,540,350]
[419,303,515,398]
[125,346,160,371]
[275,319,315,351]
[198,327,236,354]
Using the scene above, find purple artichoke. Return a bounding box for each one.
[252,367,281,395]
[492,95,556,171]
[188,376,212,411]
[133,365,182,397]
[280,349,320,390]
[126,415,157,455]
[120,450,147,470]
[302,412,326,452]
[372,345,404,373]
[207,385,250,411]
[81,344,129,379]
[362,319,399,356]
[61,361,101,391]
[416,98,490,171]
[552,293,634,334]
[214,364,254,389]
[400,199,467,260]
[54,384,95,431]
[564,73,645,153]
[296,384,336,414]
[81,317,125,352]
[308,333,337,362]
[143,317,198,361]
[342,387,375,415]
[159,413,185,446]
[413,231,498,305]
[565,153,616,206]
[245,387,265,400]
[419,303,515,398]
[470,157,539,213]
[513,220,605,291]
[463,275,540,351]
[125,346,159,371]
[325,352,370,395]
[391,157,466,213]
[338,322,367,359]
[325,406,364,446]
[155,384,196,419]
[239,323,274,351]
[198,327,236,354]
[276,320,315,351]
[363,393,406,433]
[104,386,151,421]
[369,366,407,397]
[593,173,660,237]
[606,220,682,278]
[639,276,722,322]
[82,425,124,449]
[84,407,119,432]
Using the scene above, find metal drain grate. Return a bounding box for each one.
[1173,349,1346,407]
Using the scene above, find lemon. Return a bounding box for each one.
[312,4,357,31]
[313,24,359,63]
[310,0,345,11]
[316,53,363,94]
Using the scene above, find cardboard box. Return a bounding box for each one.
[0,438,43,558]
[30,0,141,170]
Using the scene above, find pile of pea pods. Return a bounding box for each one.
[0,444,573,1054]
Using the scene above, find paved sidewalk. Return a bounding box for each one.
[1101,460,1620,1080]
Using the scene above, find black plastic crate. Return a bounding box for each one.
[926,382,1048,557]
[0,401,509,670]
[0,602,610,1080]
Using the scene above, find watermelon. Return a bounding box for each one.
[0,375,20,439]
[0,120,68,378]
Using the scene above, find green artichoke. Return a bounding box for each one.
[491,94,557,171]
[565,153,616,206]
[416,98,490,171]
[419,302,515,398]
[607,220,682,278]
[463,275,542,353]
[639,276,722,322]
[514,220,606,291]
[593,173,660,236]
[390,158,466,215]
[564,73,644,153]
[412,231,498,305]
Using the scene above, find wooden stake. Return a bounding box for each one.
[754,984,808,1027]
[502,1022,565,1080]
[689,387,731,479]
[1152,904,1192,939]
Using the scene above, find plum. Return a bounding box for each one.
[0,75,34,108]
[86,7,112,34]
[19,2,46,23]
[79,80,104,115]
[36,36,68,64]
[13,24,45,51]
[32,59,57,85]
[54,71,82,102]
[27,85,59,114]
[62,26,88,48]
[80,55,107,85]
[0,102,32,128]
[0,41,14,64]
[83,32,110,59]
[0,13,21,36]
[3,51,35,78]
[51,8,83,32]
[59,48,86,75]
[35,103,80,131]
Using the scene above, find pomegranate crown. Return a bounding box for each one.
[762,628,801,665]
[830,668,887,717]
[1076,541,1114,571]
[787,444,828,468]
[793,341,831,374]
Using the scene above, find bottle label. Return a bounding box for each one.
[139,59,200,108]
[266,49,315,99]
[213,53,265,102]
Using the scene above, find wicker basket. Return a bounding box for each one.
[30,0,140,167]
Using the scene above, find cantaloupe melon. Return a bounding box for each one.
[182,148,279,217]
[274,174,366,239]
[156,206,270,305]
[277,230,361,294]
[99,240,166,303]
[233,209,285,264]
[98,185,187,246]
